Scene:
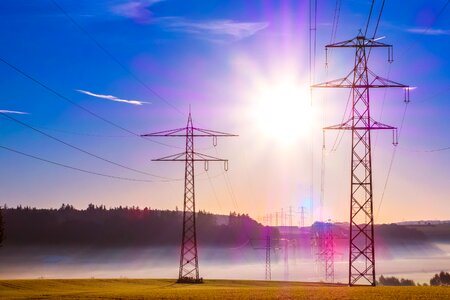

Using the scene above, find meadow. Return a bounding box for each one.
[0,279,449,299]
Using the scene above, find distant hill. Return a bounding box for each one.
[398,223,450,243]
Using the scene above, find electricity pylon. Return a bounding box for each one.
[142,111,236,283]
[323,222,335,283]
[252,228,281,281]
[312,222,335,283]
[265,233,272,280]
[313,32,409,286]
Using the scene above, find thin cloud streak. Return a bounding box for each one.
[406,27,450,36]
[111,0,164,23]
[110,1,267,42]
[77,89,149,106]
[0,110,29,115]
[159,17,269,42]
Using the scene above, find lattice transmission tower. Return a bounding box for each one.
[252,228,281,281]
[313,32,409,286]
[142,111,236,283]
[323,222,335,283]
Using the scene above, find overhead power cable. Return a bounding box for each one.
[364,0,375,37]
[0,144,164,183]
[375,0,450,217]
[0,112,173,179]
[376,103,409,218]
[0,55,182,150]
[50,0,184,116]
[372,0,385,39]
[402,0,450,56]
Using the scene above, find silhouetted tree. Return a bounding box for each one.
[379,275,415,286]
[400,278,415,286]
[0,207,4,246]
[1,205,269,247]
[430,271,450,286]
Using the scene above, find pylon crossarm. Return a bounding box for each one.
[313,68,409,90]
[141,127,186,137]
[192,127,238,137]
[152,151,228,162]
[312,69,354,88]
[192,152,228,161]
[152,152,187,161]
[324,118,353,130]
[368,69,408,88]
[325,35,392,49]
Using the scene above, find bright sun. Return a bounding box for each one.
[251,80,314,144]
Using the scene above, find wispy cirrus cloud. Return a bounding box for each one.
[0,110,29,115]
[159,17,269,42]
[110,1,268,42]
[406,27,450,36]
[77,89,149,106]
[111,0,163,23]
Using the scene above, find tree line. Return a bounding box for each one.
[1,204,274,247]
[378,271,450,286]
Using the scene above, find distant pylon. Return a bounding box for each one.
[142,110,236,283]
[283,239,289,281]
[324,222,335,283]
[252,228,281,281]
[265,233,271,280]
[300,206,305,228]
[313,32,409,286]
[289,206,293,227]
[312,222,335,283]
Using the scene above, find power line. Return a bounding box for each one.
[0,112,173,179]
[401,0,450,56]
[399,145,450,153]
[374,0,450,218]
[50,0,184,116]
[0,55,183,150]
[330,0,342,45]
[372,0,385,39]
[0,144,163,183]
[376,102,409,218]
[364,0,375,37]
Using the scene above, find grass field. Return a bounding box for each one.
[0,279,449,299]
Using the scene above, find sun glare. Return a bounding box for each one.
[251,81,314,144]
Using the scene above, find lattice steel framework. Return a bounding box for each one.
[313,32,409,286]
[312,222,334,283]
[252,228,281,281]
[265,233,271,281]
[323,222,335,283]
[142,111,236,283]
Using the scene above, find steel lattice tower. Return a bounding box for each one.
[142,111,236,283]
[312,222,335,283]
[265,233,271,281]
[252,228,281,281]
[323,222,335,283]
[313,32,409,286]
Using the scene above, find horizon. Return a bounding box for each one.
[2,203,450,225]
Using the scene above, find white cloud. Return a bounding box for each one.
[0,110,28,115]
[406,27,450,36]
[110,1,268,42]
[77,89,149,106]
[111,0,163,23]
[159,17,269,42]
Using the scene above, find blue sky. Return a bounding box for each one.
[0,0,449,223]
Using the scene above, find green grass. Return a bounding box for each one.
[0,279,449,299]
